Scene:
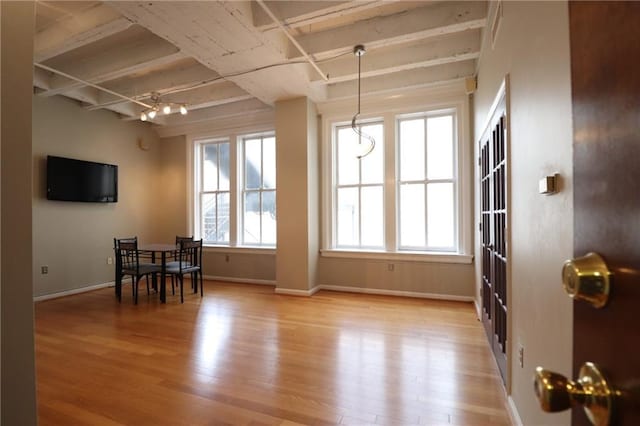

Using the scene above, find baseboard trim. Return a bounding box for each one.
[204,275,276,286]
[274,286,320,296]
[316,285,475,302]
[474,298,482,319]
[33,277,473,303]
[507,395,523,426]
[34,281,116,302]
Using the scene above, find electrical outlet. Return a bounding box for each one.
[41,265,48,275]
[107,256,113,265]
[518,345,524,368]
[387,263,395,272]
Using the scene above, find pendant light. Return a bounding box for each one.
[351,45,375,159]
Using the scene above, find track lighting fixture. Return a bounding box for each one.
[351,45,375,159]
[139,92,188,121]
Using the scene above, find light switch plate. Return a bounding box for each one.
[539,174,558,195]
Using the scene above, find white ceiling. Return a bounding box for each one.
[33,1,487,131]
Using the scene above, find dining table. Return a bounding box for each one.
[138,243,178,303]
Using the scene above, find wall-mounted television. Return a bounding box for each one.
[47,155,118,203]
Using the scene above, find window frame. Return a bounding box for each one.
[332,119,385,250]
[194,138,231,246]
[396,109,459,252]
[189,129,277,251]
[321,96,472,264]
[240,133,276,247]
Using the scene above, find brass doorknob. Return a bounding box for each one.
[562,252,612,308]
[534,362,617,425]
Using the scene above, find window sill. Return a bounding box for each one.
[320,249,473,264]
[203,245,276,255]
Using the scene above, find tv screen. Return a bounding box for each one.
[46,156,118,203]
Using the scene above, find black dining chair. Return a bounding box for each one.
[168,235,193,294]
[113,237,162,304]
[166,239,203,303]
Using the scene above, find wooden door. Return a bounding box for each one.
[480,91,508,383]
[570,2,640,424]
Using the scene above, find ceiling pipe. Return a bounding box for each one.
[34,62,153,109]
[255,0,329,82]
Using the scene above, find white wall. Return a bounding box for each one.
[32,95,162,297]
[474,2,573,424]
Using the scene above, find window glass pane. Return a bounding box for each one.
[202,193,217,242]
[400,119,425,181]
[400,183,425,247]
[427,183,454,248]
[337,127,359,185]
[219,142,230,191]
[360,123,384,184]
[217,192,230,243]
[262,191,277,245]
[337,187,359,246]
[203,144,218,191]
[244,191,260,244]
[263,137,276,189]
[360,186,383,247]
[427,115,454,179]
[245,138,261,189]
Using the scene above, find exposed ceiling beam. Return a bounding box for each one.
[293,1,487,60]
[317,30,481,84]
[327,60,476,100]
[252,1,383,31]
[161,98,272,125]
[35,4,132,62]
[99,59,220,98]
[38,35,184,97]
[110,1,314,105]
[89,81,253,113]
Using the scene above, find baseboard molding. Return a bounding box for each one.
[34,281,116,302]
[507,395,523,426]
[274,286,320,297]
[34,277,473,303]
[316,284,475,302]
[474,298,482,319]
[204,275,276,286]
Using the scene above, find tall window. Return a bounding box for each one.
[327,108,462,255]
[398,113,456,251]
[334,122,384,248]
[199,141,230,244]
[242,135,276,246]
[193,132,276,247]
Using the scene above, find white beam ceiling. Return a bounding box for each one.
[32,1,488,131]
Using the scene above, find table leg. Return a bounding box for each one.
[160,252,166,303]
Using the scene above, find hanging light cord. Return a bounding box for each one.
[351,46,375,159]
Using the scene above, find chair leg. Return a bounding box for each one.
[179,274,184,303]
[171,275,175,296]
[199,271,203,297]
[146,275,150,295]
[134,277,139,305]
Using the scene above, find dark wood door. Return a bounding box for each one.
[570,2,640,424]
[480,93,507,383]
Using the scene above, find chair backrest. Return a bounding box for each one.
[178,239,202,272]
[114,237,140,273]
[175,235,193,245]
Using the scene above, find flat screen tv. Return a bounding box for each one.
[47,155,118,203]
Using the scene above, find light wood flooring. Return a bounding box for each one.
[35,281,511,425]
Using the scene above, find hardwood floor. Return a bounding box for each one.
[35,281,511,425]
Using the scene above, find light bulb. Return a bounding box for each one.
[148,109,157,119]
[162,105,171,114]
[140,112,148,121]
[179,105,188,115]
